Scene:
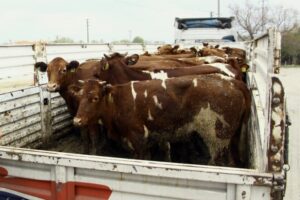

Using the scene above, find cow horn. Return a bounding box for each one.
[78,80,85,84]
[104,54,110,59]
[98,81,107,85]
[122,52,128,57]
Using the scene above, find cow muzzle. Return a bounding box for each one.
[47,83,60,92]
[73,117,83,126]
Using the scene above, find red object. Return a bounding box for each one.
[0,167,112,200]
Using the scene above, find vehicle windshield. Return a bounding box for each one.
[176,18,232,29]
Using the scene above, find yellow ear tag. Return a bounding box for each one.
[103,63,109,70]
[70,68,76,73]
[241,65,247,72]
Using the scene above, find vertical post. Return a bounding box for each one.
[33,42,52,143]
[218,0,220,17]
[262,0,265,32]
[86,18,90,44]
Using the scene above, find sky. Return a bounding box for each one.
[0,0,298,44]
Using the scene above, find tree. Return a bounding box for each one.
[281,28,300,65]
[53,36,74,43]
[229,3,264,39]
[132,36,144,44]
[229,2,299,39]
[268,6,298,34]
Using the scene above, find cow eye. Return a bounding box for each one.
[61,68,67,73]
[92,97,99,102]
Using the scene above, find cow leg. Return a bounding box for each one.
[88,124,105,155]
[80,127,89,154]
[159,141,171,162]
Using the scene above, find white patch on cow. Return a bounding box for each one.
[144,90,148,98]
[142,70,150,74]
[131,81,137,100]
[209,63,235,77]
[153,95,163,109]
[193,78,198,87]
[273,82,282,95]
[98,119,103,125]
[217,74,233,81]
[148,109,154,121]
[174,103,231,165]
[198,56,225,63]
[143,125,149,138]
[149,71,168,89]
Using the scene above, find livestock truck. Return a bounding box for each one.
[0,28,290,200]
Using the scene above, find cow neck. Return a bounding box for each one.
[59,71,78,96]
[122,65,151,82]
[106,62,151,84]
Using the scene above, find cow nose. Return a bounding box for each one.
[73,117,82,126]
[47,83,58,91]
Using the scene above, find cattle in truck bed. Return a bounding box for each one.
[35,44,250,167]
[73,74,250,167]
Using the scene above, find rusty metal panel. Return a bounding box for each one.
[247,29,283,172]
[267,77,286,172]
[49,93,72,139]
[0,87,42,148]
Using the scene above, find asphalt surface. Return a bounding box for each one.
[279,68,300,200]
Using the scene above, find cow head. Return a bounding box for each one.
[95,53,139,78]
[73,80,111,127]
[35,57,79,92]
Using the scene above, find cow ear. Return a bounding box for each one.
[101,84,112,96]
[198,49,203,57]
[67,60,79,71]
[102,61,110,71]
[203,42,208,47]
[190,47,197,55]
[34,62,48,72]
[125,54,139,65]
[171,45,179,53]
[215,45,220,49]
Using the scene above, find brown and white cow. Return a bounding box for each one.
[94,53,224,84]
[73,74,250,166]
[95,52,242,82]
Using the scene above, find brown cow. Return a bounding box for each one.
[73,74,250,166]
[35,58,102,154]
[222,46,246,61]
[199,43,228,58]
[156,44,197,55]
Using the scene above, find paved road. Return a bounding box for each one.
[279,68,300,200]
